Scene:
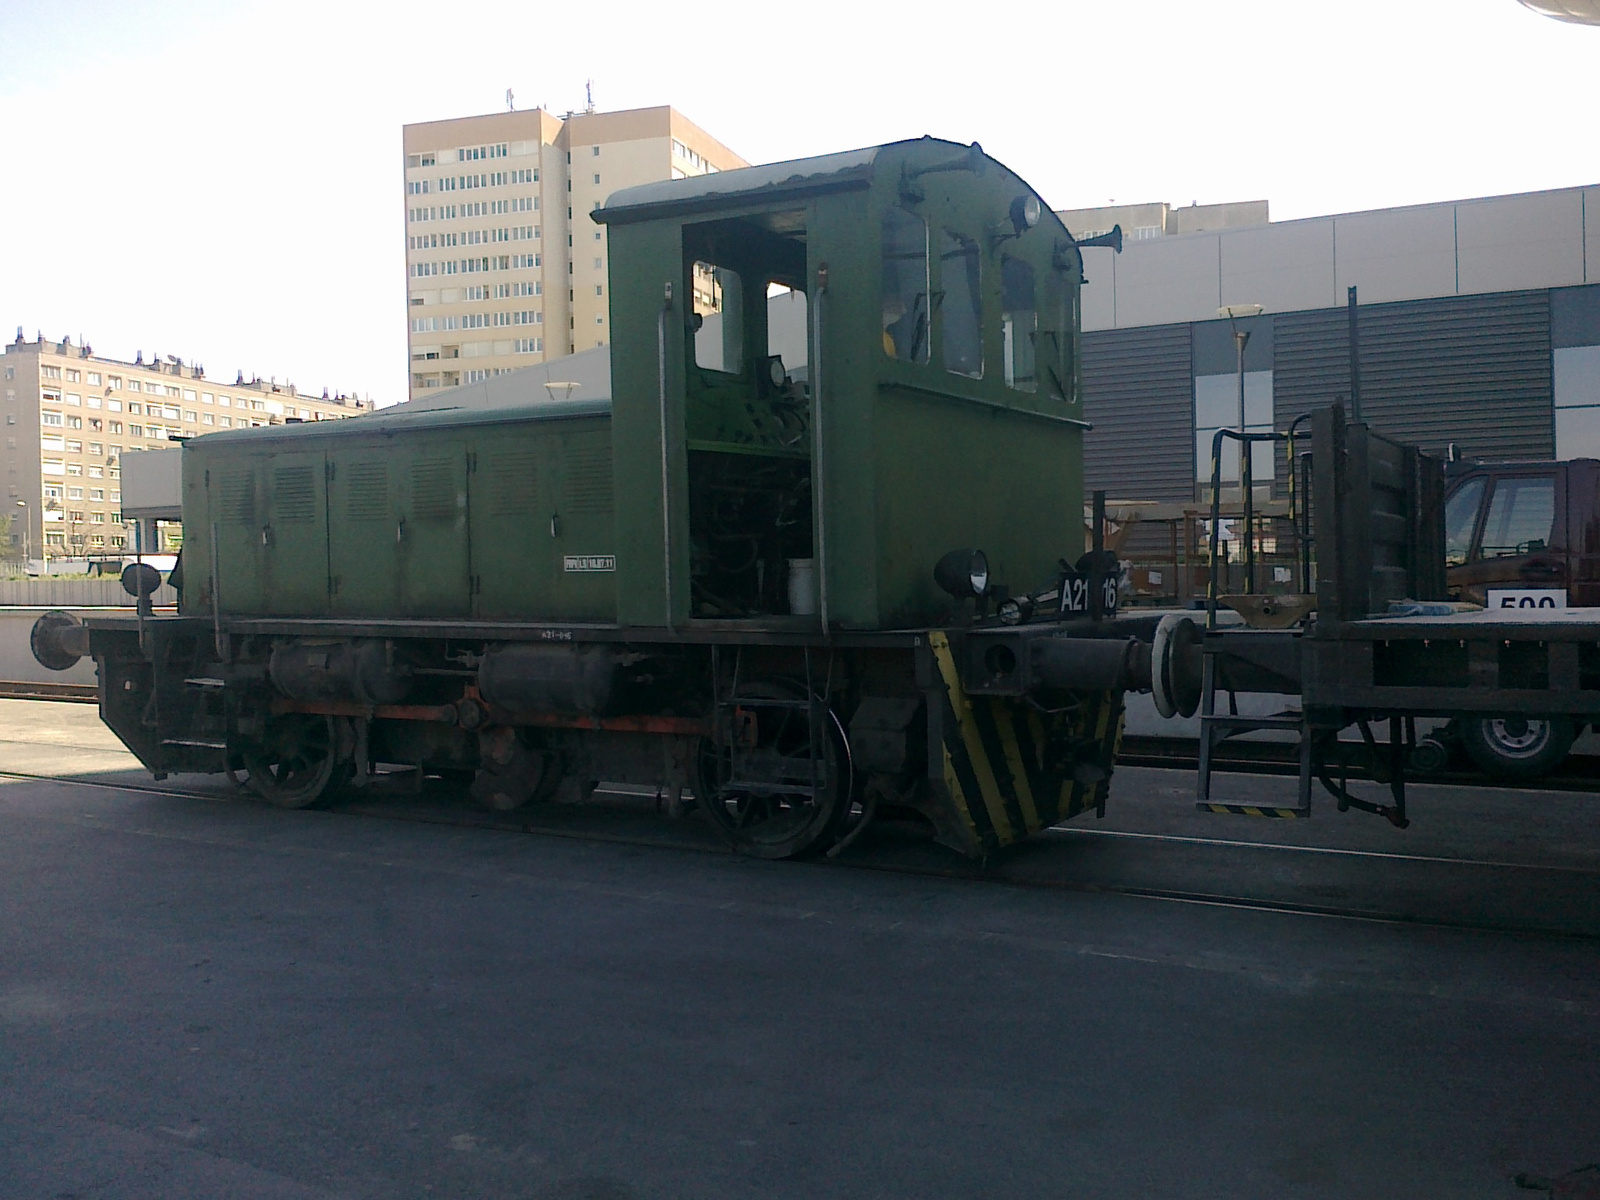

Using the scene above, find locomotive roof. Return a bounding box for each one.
[595,138,948,225]
[185,393,610,448]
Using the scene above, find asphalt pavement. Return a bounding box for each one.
[1,700,1597,1199]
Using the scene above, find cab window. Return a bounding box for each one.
[1444,477,1485,566]
[881,208,929,363]
[940,229,982,378]
[1480,475,1555,559]
[693,262,743,374]
[1001,255,1036,392]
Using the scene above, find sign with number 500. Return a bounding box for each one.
[1486,588,1566,610]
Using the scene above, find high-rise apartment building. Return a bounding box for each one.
[402,105,746,397]
[2,332,374,557]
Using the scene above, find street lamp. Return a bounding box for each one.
[13,499,28,565]
[1218,303,1264,593]
[1218,303,1265,462]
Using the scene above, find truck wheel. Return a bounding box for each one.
[1460,716,1576,781]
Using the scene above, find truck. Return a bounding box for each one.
[1442,456,1600,777]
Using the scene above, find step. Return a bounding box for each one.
[1195,802,1311,818]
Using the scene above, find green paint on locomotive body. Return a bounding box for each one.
[180,399,617,621]
[181,137,1086,631]
[599,136,1086,630]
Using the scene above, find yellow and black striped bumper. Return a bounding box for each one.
[926,631,1124,858]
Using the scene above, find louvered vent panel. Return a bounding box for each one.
[346,462,388,521]
[409,459,458,521]
[488,451,538,517]
[562,445,613,516]
[219,472,255,525]
[1080,324,1195,502]
[272,466,315,523]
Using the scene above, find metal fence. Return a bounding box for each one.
[0,578,178,608]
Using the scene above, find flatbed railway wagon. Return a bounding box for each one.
[30,138,1159,860]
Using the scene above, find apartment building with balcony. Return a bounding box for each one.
[2,331,373,557]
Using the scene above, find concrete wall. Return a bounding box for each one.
[1081,184,1595,332]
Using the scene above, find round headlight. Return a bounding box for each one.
[968,551,989,597]
[768,356,786,389]
[934,548,991,600]
[1010,193,1042,234]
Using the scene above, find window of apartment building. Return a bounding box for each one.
[88,419,101,431]
[186,410,197,422]
[108,421,121,433]
[68,486,83,499]
[4,414,13,425]
[42,388,61,403]
[67,415,82,429]
[127,403,140,414]
[129,380,143,392]
[596,315,604,325]
[106,376,120,389]
[595,285,603,296]
[89,442,102,454]
[42,365,61,379]
[87,396,101,410]
[66,369,79,382]
[594,258,603,270]
[128,424,142,436]
[107,400,120,412]
[42,410,63,426]
[65,393,80,405]
[88,466,102,478]
[219,416,232,427]
[514,337,542,353]
[201,412,214,425]
[66,439,82,452]
[217,395,231,406]
[87,372,101,385]
[182,389,196,401]
[3,366,12,380]
[594,231,602,241]
[593,174,600,185]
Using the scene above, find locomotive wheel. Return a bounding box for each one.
[470,727,557,812]
[696,681,852,860]
[239,714,342,809]
[1460,715,1576,781]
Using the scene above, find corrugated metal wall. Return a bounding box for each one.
[1274,290,1554,460]
[1080,324,1194,501]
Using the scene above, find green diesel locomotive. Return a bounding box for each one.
[34,138,1157,859]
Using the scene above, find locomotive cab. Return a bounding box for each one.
[596,138,1088,630]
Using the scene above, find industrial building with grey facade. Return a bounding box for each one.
[1061,183,1600,504]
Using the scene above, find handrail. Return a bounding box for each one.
[1206,426,1288,630]
[657,282,675,628]
[812,265,830,632]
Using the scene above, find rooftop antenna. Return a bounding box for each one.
[585,79,595,114]
[506,87,515,112]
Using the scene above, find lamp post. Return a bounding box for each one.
[14,499,28,565]
[1218,303,1264,592]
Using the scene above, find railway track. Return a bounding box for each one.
[5,764,1596,941]
[0,679,98,703]
[6,682,1595,791]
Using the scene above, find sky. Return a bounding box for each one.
[0,0,1594,407]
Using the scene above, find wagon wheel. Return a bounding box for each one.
[239,714,342,809]
[696,681,852,859]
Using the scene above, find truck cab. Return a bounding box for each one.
[1445,458,1600,609]
[1441,457,1600,777]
